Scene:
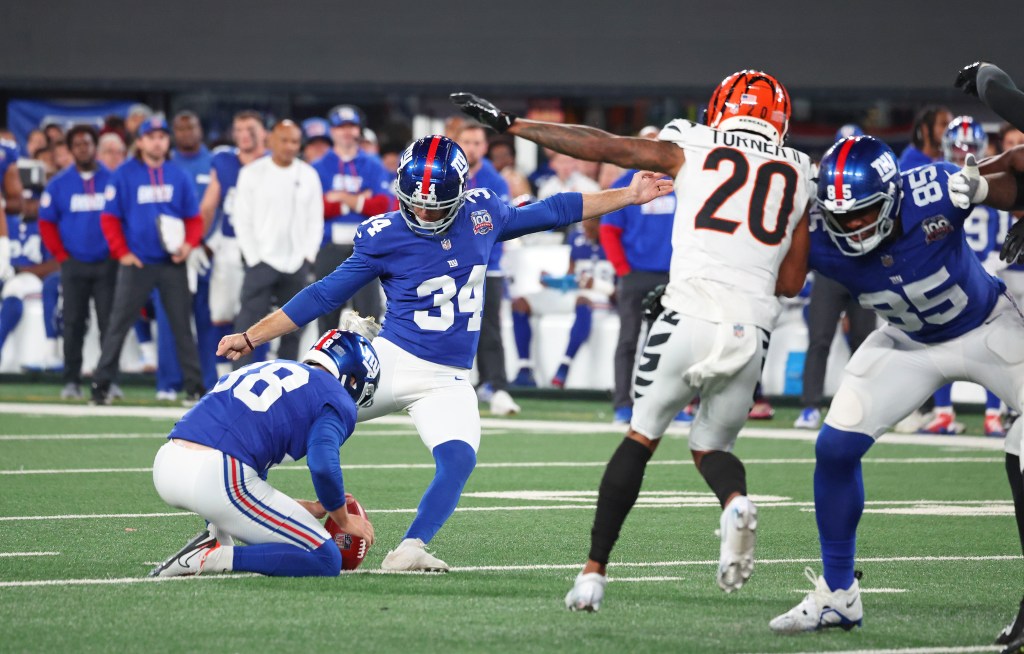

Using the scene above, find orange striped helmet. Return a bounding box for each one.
[706,70,791,145]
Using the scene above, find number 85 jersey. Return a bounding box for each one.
[657,120,815,330]
[809,161,1005,343]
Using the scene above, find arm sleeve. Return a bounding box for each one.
[184,215,203,248]
[599,223,630,276]
[498,192,585,241]
[100,213,130,259]
[38,220,68,263]
[978,65,1024,132]
[305,405,350,512]
[323,197,343,219]
[360,193,398,217]
[281,251,381,327]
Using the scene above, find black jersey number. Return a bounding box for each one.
[694,148,798,246]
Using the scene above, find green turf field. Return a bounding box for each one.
[0,393,1016,653]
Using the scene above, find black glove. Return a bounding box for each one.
[1001,219,1024,263]
[449,93,517,133]
[641,283,667,324]
[955,61,988,98]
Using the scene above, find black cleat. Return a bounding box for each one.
[89,382,111,406]
[148,530,216,578]
[997,596,1024,645]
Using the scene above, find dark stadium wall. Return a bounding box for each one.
[1,0,1021,94]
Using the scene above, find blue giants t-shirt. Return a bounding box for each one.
[170,360,357,477]
[39,165,113,262]
[312,149,393,245]
[172,145,213,201]
[282,190,585,369]
[102,158,199,265]
[601,169,675,273]
[809,161,1004,344]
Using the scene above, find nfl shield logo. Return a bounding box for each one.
[733,324,745,338]
[881,255,894,267]
[441,238,452,251]
[471,210,493,235]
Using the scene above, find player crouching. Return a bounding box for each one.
[148,329,378,578]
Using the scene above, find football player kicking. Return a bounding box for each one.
[769,138,1024,634]
[217,135,673,572]
[453,70,814,610]
[149,329,378,578]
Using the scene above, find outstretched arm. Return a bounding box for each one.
[451,92,684,176]
[957,62,1024,132]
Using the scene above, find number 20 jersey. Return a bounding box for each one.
[657,120,815,330]
[809,161,1004,344]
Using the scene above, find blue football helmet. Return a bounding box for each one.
[942,115,988,165]
[395,135,469,237]
[817,136,902,257]
[835,123,864,142]
[302,329,380,408]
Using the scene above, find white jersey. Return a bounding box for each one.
[657,120,814,329]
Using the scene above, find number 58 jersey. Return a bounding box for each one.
[657,120,815,330]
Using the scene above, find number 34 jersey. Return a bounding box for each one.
[810,161,1005,344]
[657,120,816,330]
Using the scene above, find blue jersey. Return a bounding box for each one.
[569,228,615,289]
[283,190,585,369]
[102,158,199,265]
[209,148,248,238]
[809,161,1004,344]
[468,159,510,272]
[961,205,1003,262]
[170,360,357,508]
[172,145,213,201]
[898,144,935,171]
[312,149,393,244]
[7,216,50,268]
[600,169,675,273]
[1,139,18,218]
[39,165,113,263]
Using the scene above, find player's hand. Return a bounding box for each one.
[296,499,327,519]
[119,252,143,268]
[1001,219,1024,264]
[217,333,252,360]
[948,154,989,209]
[329,508,374,547]
[954,61,989,97]
[186,244,211,276]
[450,93,517,133]
[626,170,674,205]
[172,242,193,264]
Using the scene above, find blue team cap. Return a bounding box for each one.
[138,115,170,138]
[302,117,334,145]
[835,124,865,142]
[328,105,363,128]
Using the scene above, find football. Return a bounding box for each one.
[324,495,371,570]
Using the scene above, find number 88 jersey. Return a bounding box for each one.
[657,119,815,330]
[809,161,1005,344]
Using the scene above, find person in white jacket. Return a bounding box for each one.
[231,120,323,366]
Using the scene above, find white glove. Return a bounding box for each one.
[338,310,381,340]
[187,245,212,277]
[948,154,989,209]
[0,236,12,283]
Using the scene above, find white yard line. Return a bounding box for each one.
[0,402,1005,450]
[0,551,59,557]
[0,512,192,522]
[0,555,1017,589]
[744,646,997,654]
[0,456,1000,476]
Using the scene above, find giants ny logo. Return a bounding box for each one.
[471,210,493,235]
[869,152,898,182]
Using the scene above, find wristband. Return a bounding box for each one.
[242,331,255,352]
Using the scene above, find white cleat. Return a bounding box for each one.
[489,389,521,416]
[717,495,757,593]
[148,530,219,578]
[769,567,863,633]
[564,572,607,612]
[380,538,449,573]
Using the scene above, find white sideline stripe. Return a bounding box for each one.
[790,587,907,594]
[450,554,1020,572]
[0,429,430,441]
[0,573,262,589]
[0,551,59,557]
[0,457,1001,476]
[0,402,1005,450]
[745,646,996,654]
